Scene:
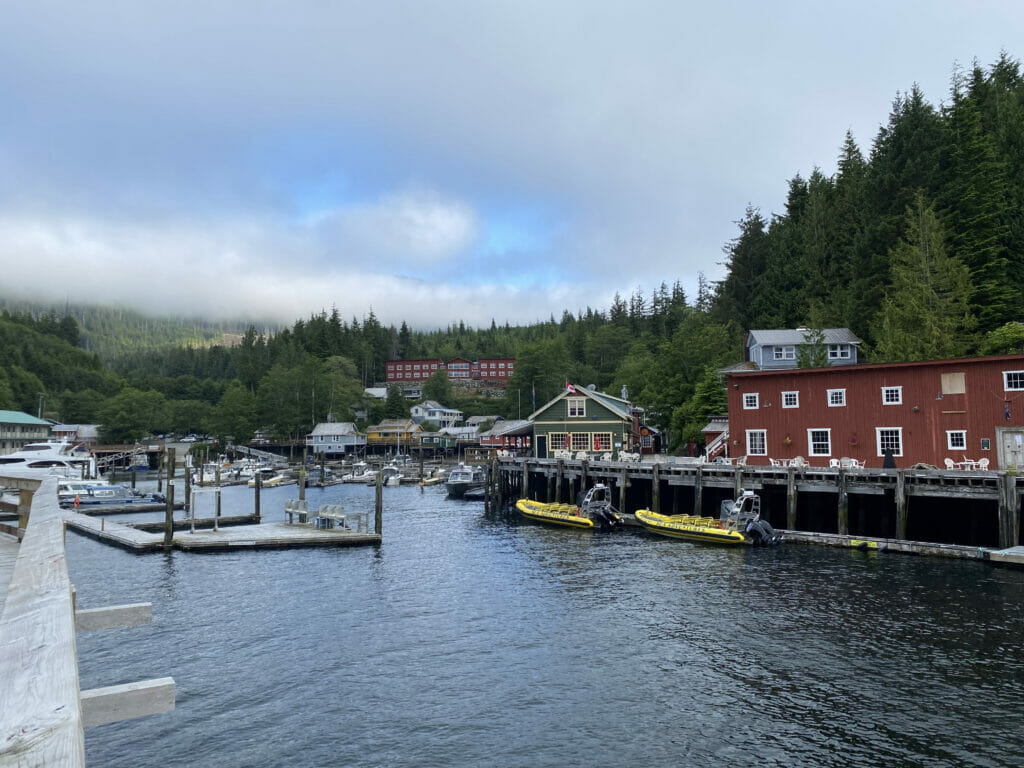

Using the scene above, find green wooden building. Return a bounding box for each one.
[528,385,634,459]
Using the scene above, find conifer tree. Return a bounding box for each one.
[872,192,976,361]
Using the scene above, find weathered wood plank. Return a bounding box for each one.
[75,603,153,633]
[0,477,84,767]
[80,677,176,728]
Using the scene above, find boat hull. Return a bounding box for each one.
[515,499,594,529]
[634,509,745,545]
[446,482,484,498]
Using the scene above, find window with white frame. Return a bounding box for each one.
[594,433,612,451]
[947,430,967,450]
[1004,371,1024,391]
[549,432,568,450]
[570,433,590,451]
[882,386,902,405]
[567,397,586,417]
[876,427,903,457]
[773,346,796,360]
[828,344,851,360]
[808,429,831,456]
[827,389,846,407]
[782,391,799,409]
[743,393,759,410]
[746,429,767,456]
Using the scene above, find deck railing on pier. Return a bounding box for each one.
[0,473,175,766]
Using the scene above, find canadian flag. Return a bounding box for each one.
[565,382,576,393]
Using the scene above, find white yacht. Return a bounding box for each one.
[0,440,96,479]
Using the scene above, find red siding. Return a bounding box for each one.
[726,355,1024,469]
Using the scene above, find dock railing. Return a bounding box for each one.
[0,473,175,766]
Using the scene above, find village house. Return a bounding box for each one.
[410,400,463,429]
[529,384,634,459]
[725,353,1024,469]
[305,421,366,457]
[744,328,862,370]
[364,418,422,449]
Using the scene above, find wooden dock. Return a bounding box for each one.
[63,511,381,552]
[491,456,1024,555]
[0,474,176,766]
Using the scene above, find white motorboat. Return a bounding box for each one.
[0,440,96,480]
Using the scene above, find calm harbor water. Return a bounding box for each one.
[68,483,1024,767]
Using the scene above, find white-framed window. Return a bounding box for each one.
[594,433,612,451]
[567,397,586,417]
[570,433,590,451]
[746,429,767,456]
[828,344,851,360]
[947,430,967,450]
[773,346,796,360]
[882,386,902,405]
[808,428,831,457]
[876,427,903,457]
[743,393,759,410]
[782,391,799,409]
[549,432,568,450]
[827,389,846,407]
[1004,371,1024,391]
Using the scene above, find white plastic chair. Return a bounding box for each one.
[977,458,990,471]
[944,458,956,470]
[829,458,841,468]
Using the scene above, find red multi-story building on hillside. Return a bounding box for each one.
[385,357,516,385]
[726,354,1024,469]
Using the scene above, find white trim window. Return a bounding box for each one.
[827,389,846,407]
[743,393,759,410]
[567,397,586,417]
[876,427,903,457]
[1004,371,1024,391]
[746,429,767,456]
[773,346,796,361]
[808,429,831,457]
[570,433,590,451]
[881,386,903,405]
[828,344,851,360]
[782,391,799,409]
[946,430,967,451]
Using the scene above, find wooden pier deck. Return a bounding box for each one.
[1,474,176,766]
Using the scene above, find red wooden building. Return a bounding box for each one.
[726,354,1024,469]
[385,357,516,385]
[385,359,443,383]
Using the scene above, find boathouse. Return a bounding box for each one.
[726,353,1024,469]
[305,421,365,456]
[529,384,633,459]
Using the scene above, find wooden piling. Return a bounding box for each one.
[214,488,221,532]
[298,470,306,502]
[652,463,661,514]
[619,468,628,515]
[895,470,907,540]
[375,471,383,535]
[733,466,742,498]
[184,458,191,514]
[163,448,175,549]
[556,459,564,503]
[521,459,530,501]
[254,474,262,524]
[837,469,848,535]
[786,467,797,530]
[694,464,703,516]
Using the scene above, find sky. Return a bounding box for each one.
[1,1,1022,330]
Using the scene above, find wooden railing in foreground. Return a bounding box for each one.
[0,475,175,766]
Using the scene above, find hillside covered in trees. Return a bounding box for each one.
[4,53,1024,451]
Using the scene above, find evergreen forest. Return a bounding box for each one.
[4,54,1024,452]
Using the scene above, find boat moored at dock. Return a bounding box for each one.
[445,464,486,498]
[635,490,781,545]
[516,483,623,530]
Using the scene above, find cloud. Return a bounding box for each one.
[312,188,479,266]
[1,1,1022,330]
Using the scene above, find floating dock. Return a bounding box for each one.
[63,511,380,552]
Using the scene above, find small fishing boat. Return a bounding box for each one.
[515,483,623,530]
[634,490,782,545]
[445,463,486,498]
